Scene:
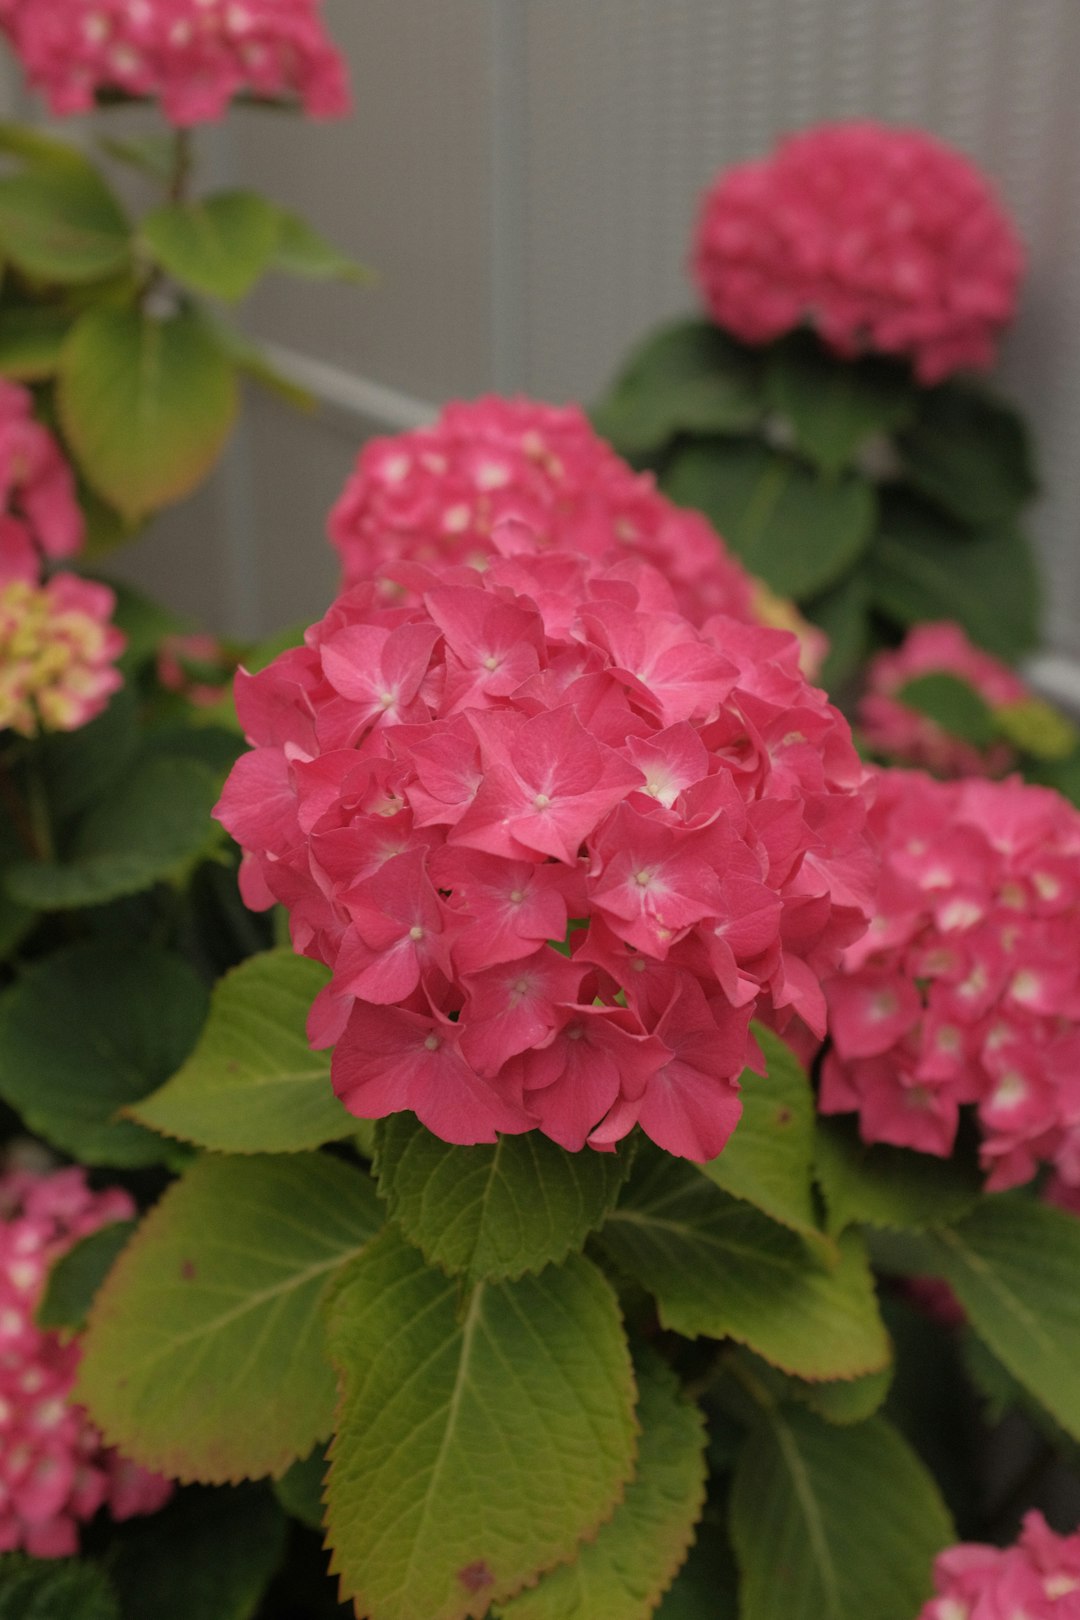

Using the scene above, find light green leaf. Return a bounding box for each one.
[868,491,1040,659]
[995,697,1079,761]
[110,1484,287,1620]
[664,439,875,600]
[375,1115,633,1282]
[702,1025,829,1257]
[0,165,130,283]
[592,319,765,455]
[0,307,72,379]
[765,334,915,476]
[899,382,1037,527]
[196,311,316,412]
[730,1408,952,1620]
[7,755,221,911]
[815,1116,982,1235]
[600,1149,889,1381]
[0,1556,118,1620]
[896,672,995,748]
[142,191,281,302]
[497,1347,706,1620]
[131,950,353,1154]
[325,1227,638,1620]
[37,1220,136,1334]
[0,942,207,1166]
[798,1365,893,1426]
[58,305,238,520]
[269,206,371,284]
[99,132,180,184]
[77,1154,383,1482]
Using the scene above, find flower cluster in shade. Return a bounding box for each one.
[329,396,761,632]
[859,621,1028,778]
[691,121,1024,385]
[0,1165,171,1557]
[0,0,350,125]
[919,1512,1080,1619]
[157,632,238,709]
[821,768,1080,1191]
[216,522,874,1161]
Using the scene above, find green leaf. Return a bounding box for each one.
[274,1445,327,1531]
[654,1527,739,1620]
[37,1220,136,1333]
[496,1347,707,1620]
[110,1485,286,1620]
[664,439,875,599]
[702,1027,830,1258]
[798,1365,893,1426]
[196,311,315,412]
[99,132,180,184]
[995,697,1079,761]
[815,1116,983,1235]
[0,307,72,379]
[77,1153,382,1483]
[0,942,207,1166]
[868,491,1040,659]
[899,382,1037,527]
[269,206,371,284]
[58,305,238,520]
[7,755,221,911]
[325,1227,638,1620]
[895,671,995,748]
[592,319,765,455]
[34,683,139,824]
[765,334,915,475]
[730,1408,952,1620]
[142,191,282,302]
[0,1556,118,1620]
[131,950,354,1153]
[803,574,872,693]
[600,1149,889,1381]
[0,165,130,284]
[906,1197,1080,1443]
[106,579,187,670]
[375,1115,633,1283]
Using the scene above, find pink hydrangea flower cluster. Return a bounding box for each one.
[0,0,350,125]
[217,522,874,1161]
[157,632,237,709]
[0,382,84,586]
[920,1512,1080,1619]
[0,573,125,738]
[691,121,1024,384]
[821,768,1080,1190]
[0,1165,171,1557]
[328,396,760,630]
[859,622,1029,777]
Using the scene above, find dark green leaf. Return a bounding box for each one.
[274,1446,327,1532]
[0,307,72,379]
[804,574,872,692]
[58,305,238,520]
[325,1227,638,1620]
[665,439,875,599]
[765,333,915,475]
[0,941,207,1165]
[77,1154,383,1482]
[106,579,188,670]
[730,1408,952,1620]
[110,1485,287,1620]
[815,1115,982,1234]
[37,1219,135,1333]
[0,1556,118,1620]
[0,165,130,283]
[899,382,1037,526]
[141,191,281,302]
[34,683,139,823]
[592,319,765,454]
[654,1525,739,1620]
[895,672,995,748]
[375,1114,633,1282]
[600,1148,889,1381]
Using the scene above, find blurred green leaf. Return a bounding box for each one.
[899,382,1037,527]
[37,1219,135,1334]
[815,1116,982,1235]
[0,164,130,283]
[34,683,139,823]
[766,333,915,475]
[269,206,371,284]
[142,190,281,302]
[593,318,765,455]
[196,311,316,411]
[0,306,72,379]
[99,132,179,184]
[0,1555,118,1620]
[995,697,1079,761]
[804,574,872,692]
[895,671,995,748]
[110,1485,287,1620]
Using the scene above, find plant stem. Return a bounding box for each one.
[168,126,195,205]
[0,756,45,861]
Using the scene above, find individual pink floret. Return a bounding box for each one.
[216,520,875,1163]
[692,122,1024,385]
[0,0,350,125]
[859,622,1029,777]
[920,1511,1080,1618]
[821,768,1080,1191]
[0,573,125,738]
[0,382,84,586]
[0,1165,172,1558]
[328,396,760,631]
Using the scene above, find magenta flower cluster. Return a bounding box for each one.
[329,396,758,629]
[692,121,1023,384]
[0,0,350,125]
[0,1166,171,1557]
[920,1512,1080,1618]
[859,621,1029,778]
[217,525,873,1161]
[822,768,1080,1190]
